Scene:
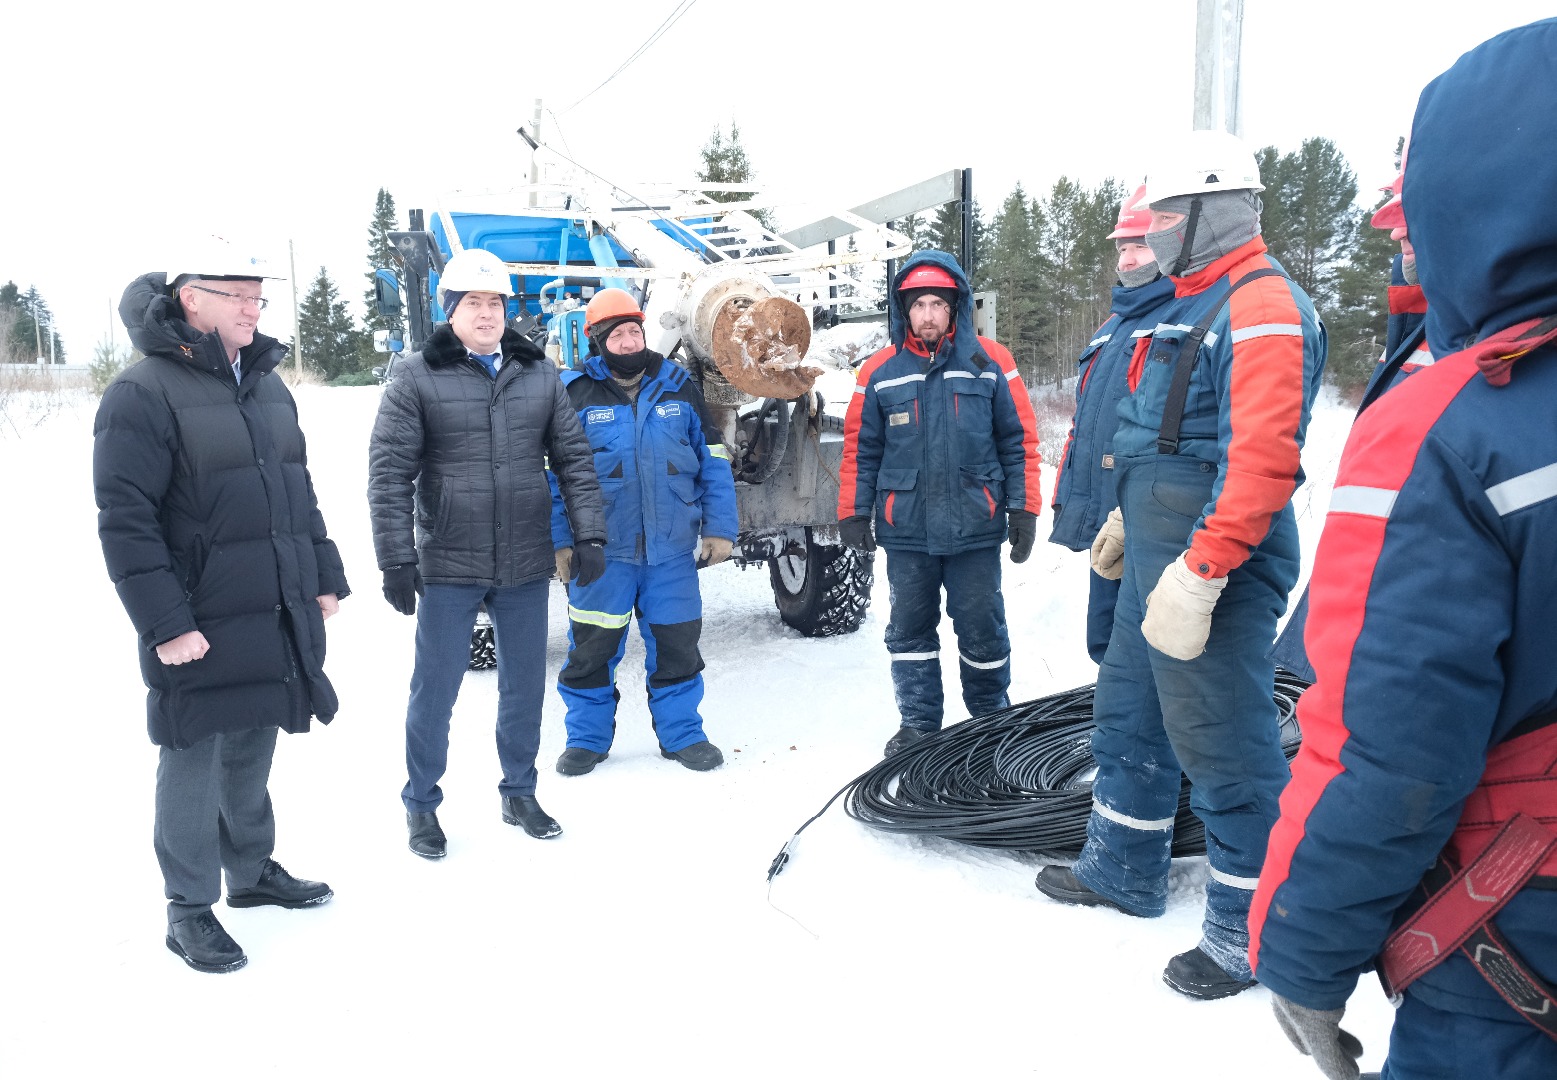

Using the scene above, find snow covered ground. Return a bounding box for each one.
[1,377,1391,1079]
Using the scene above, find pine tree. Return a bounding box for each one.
[1325,139,1406,393]
[3,284,66,363]
[696,122,774,231]
[983,185,1046,383]
[297,267,367,382]
[1258,138,1359,310]
[362,188,399,333]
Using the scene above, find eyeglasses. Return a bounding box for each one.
[188,284,269,310]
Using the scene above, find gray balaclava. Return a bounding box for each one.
[1117,255,1162,289]
[1145,190,1263,277]
[1401,253,1419,286]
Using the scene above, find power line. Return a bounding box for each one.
[561,0,698,114]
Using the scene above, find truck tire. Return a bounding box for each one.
[768,528,874,637]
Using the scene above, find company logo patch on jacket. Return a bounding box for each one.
[654,403,683,418]
[586,408,616,425]
[888,411,911,426]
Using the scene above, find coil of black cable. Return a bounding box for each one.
[840,671,1309,858]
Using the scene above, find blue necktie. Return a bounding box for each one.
[472,352,499,379]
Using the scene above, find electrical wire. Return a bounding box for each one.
[768,672,1309,881]
[562,0,699,114]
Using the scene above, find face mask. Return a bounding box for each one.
[604,347,651,379]
[1146,191,1262,276]
[1118,263,1162,288]
[1401,254,1419,286]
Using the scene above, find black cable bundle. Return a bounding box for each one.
[841,671,1310,859]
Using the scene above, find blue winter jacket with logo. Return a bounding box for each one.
[839,250,1041,555]
[550,352,737,565]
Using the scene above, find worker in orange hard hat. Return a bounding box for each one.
[1048,183,1179,664]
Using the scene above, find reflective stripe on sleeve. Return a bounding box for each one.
[708,444,732,460]
[1486,461,1557,516]
[1328,485,1398,520]
[1229,322,1305,344]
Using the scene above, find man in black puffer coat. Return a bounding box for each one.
[368,248,606,858]
[95,252,349,974]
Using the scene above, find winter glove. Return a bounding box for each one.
[1007,510,1037,564]
[1271,994,1364,1080]
[1089,508,1126,580]
[382,564,423,617]
[839,515,876,553]
[554,547,572,582]
[571,540,606,587]
[1142,553,1227,661]
[698,536,733,568]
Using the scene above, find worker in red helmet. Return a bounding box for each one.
[1048,184,1179,663]
[548,288,738,775]
[838,250,1042,757]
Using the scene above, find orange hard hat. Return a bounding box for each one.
[583,288,645,335]
[897,263,958,291]
[1107,185,1154,239]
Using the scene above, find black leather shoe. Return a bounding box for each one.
[557,747,609,776]
[883,725,933,757]
[1034,865,1143,917]
[1162,946,1258,1000]
[166,911,247,973]
[502,795,562,839]
[227,858,332,909]
[407,811,447,859]
[659,740,724,771]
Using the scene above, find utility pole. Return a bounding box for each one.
[290,239,302,377]
[528,99,543,207]
[1194,0,1245,135]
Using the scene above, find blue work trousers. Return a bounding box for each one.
[1086,571,1121,666]
[1074,455,1296,980]
[883,545,1011,731]
[402,579,549,813]
[1381,991,1557,1078]
[557,556,707,754]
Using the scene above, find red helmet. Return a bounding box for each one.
[1107,185,1154,239]
[1370,170,1406,231]
[897,263,958,291]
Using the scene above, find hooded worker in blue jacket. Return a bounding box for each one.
[1251,19,1557,1080]
[1049,185,1178,664]
[838,250,1042,758]
[549,288,738,775]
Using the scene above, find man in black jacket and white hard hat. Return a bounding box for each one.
[94,237,350,974]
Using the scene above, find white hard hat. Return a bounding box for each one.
[1133,129,1264,209]
[437,248,514,309]
[168,235,282,282]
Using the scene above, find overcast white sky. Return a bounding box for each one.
[4,0,1552,361]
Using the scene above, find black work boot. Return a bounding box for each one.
[1162,946,1258,1000]
[227,859,333,909]
[1034,865,1144,917]
[557,747,609,776]
[502,795,562,839]
[407,811,447,859]
[166,911,247,974]
[660,740,724,771]
[883,725,932,757]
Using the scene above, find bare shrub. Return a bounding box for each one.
[1029,384,1078,466]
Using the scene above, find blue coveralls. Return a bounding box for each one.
[550,353,737,754]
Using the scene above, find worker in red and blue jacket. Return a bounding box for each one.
[1271,166,1431,682]
[1049,184,1178,664]
[838,250,1041,758]
[549,289,738,776]
[1035,130,1326,1002]
[1252,20,1557,1079]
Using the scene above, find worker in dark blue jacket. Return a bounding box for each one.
[1049,184,1177,664]
[1252,20,1557,1080]
[550,289,738,775]
[838,250,1042,757]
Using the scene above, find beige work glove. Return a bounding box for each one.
[698,536,733,568]
[1089,508,1126,580]
[554,547,572,581]
[1142,552,1227,661]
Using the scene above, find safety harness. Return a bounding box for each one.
[1379,711,1557,1039]
[1157,268,1286,455]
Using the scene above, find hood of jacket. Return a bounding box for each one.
[423,324,548,369]
[887,249,984,366]
[1110,274,1177,320]
[118,272,285,378]
[1408,18,1557,355]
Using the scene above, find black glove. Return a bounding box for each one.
[1007,510,1037,564]
[839,515,876,553]
[382,564,423,616]
[571,540,606,587]
[1271,994,1364,1080]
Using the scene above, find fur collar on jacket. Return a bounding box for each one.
[422,324,547,369]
